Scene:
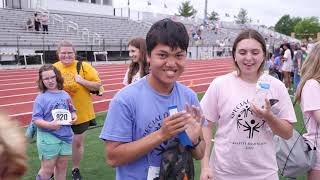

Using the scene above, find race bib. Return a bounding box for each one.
[147,166,160,180]
[51,109,72,125]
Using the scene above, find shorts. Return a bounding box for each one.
[71,121,90,134]
[37,131,72,160]
[281,61,292,72]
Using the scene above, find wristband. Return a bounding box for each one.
[191,137,202,149]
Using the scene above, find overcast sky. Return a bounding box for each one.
[114,0,319,26]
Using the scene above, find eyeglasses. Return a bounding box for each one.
[42,75,56,81]
[59,52,74,56]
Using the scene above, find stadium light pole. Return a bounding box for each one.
[204,0,208,20]
[127,0,130,19]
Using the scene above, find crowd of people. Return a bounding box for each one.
[1,17,320,180]
[266,41,313,95]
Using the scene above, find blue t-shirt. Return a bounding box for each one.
[32,91,76,143]
[274,56,282,71]
[100,77,200,180]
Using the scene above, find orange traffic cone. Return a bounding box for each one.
[183,173,188,180]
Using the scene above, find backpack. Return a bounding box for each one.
[158,139,194,180]
[76,61,103,96]
[76,61,103,127]
[274,116,318,178]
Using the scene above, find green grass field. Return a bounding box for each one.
[23,94,306,180]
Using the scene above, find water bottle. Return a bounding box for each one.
[254,74,271,109]
[168,106,193,147]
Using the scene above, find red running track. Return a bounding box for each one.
[0,58,234,126]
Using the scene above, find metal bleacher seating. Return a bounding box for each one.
[0,8,292,64]
[0,8,151,53]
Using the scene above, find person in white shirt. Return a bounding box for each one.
[281,43,294,89]
[123,38,149,85]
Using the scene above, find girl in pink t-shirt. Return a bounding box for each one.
[295,42,320,180]
[200,29,296,180]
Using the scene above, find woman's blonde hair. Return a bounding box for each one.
[0,112,27,180]
[295,42,320,103]
[56,40,76,57]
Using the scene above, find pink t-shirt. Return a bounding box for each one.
[200,72,296,180]
[301,79,320,152]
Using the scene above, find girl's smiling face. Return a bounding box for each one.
[234,38,265,80]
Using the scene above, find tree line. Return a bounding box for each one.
[176,1,319,40]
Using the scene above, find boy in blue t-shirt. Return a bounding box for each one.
[100,18,205,180]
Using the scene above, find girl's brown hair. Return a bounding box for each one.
[127,38,149,84]
[232,29,267,76]
[37,64,64,92]
[295,42,320,103]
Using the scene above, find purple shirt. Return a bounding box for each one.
[32,91,75,143]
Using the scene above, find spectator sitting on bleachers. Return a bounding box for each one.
[192,32,200,41]
[25,17,34,31]
[190,24,203,41]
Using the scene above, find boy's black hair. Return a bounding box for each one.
[146,18,189,55]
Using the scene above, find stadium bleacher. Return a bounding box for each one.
[0,7,299,65]
[0,8,150,52]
